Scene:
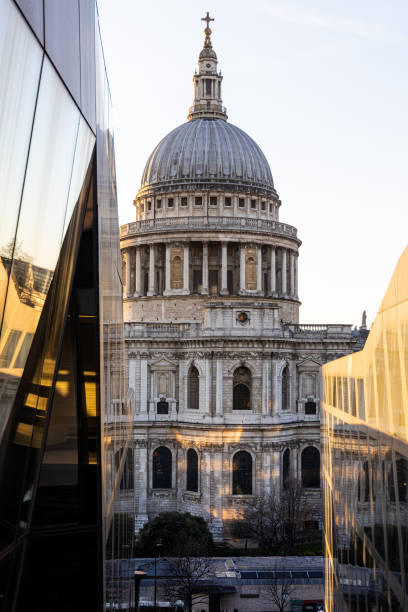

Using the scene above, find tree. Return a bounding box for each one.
[264,562,295,612]
[233,479,313,554]
[163,540,212,612]
[135,512,213,556]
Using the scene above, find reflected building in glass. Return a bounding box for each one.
[0,0,134,609]
[322,247,408,611]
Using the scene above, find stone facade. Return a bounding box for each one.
[118,16,362,540]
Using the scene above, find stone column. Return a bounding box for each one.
[216,359,223,416]
[295,253,299,298]
[263,452,272,497]
[272,447,281,495]
[290,250,295,297]
[257,245,262,294]
[202,451,212,520]
[147,245,155,296]
[205,358,211,415]
[291,445,299,484]
[183,243,190,294]
[135,444,148,531]
[270,246,276,296]
[262,360,271,415]
[125,248,131,297]
[140,359,148,415]
[165,243,171,293]
[135,246,141,297]
[201,242,209,294]
[239,244,246,293]
[211,450,224,540]
[220,242,228,295]
[281,248,287,295]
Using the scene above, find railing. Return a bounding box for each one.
[120,216,298,239]
[188,103,227,115]
[124,321,353,340]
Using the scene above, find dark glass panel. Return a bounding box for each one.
[232,451,252,495]
[32,318,80,526]
[152,446,172,489]
[301,446,320,488]
[44,0,81,103]
[188,366,199,409]
[0,0,42,334]
[79,0,96,130]
[157,401,168,415]
[15,0,44,42]
[305,401,317,415]
[186,448,198,492]
[193,269,202,292]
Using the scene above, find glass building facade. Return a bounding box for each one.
[323,247,408,611]
[0,1,135,609]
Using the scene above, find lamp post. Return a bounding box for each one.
[133,571,146,612]
[154,539,163,612]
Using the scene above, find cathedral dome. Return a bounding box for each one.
[140,118,277,198]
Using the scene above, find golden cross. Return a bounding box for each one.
[201,12,214,29]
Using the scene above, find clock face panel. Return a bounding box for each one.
[206,63,211,68]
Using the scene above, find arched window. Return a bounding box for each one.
[232,451,252,495]
[281,365,289,410]
[301,446,320,488]
[282,448,290,489]
[233,367,251,410]
[153,446,172,489]
[188,366,199,410]
[186,448,199,492]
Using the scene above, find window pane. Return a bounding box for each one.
[79,0,96,130]
[0,0,43,331]
[44,0,80,103]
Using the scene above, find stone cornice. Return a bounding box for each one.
[120,216,300,244]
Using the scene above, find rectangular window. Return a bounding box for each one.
[209,269,218,295]
[250,199,256,209]
[269,202,272,213]
[147,201,151,210]
[238,198,245,208]
[195,196,202,206]
[156,199,162,209]
[193,269,202,292]
[167,198,174,208]
[261,201,266,211]
[240,594,259,599]
[205,79,211,95]
[181,197,188,206]
[210,196,217,206]
[224,197,231,207]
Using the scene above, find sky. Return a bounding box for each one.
[97,0,407,326]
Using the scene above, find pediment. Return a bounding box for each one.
[150,356,178,370]
[297,356,322,369]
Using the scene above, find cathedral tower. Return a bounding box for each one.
[120,14,357,539]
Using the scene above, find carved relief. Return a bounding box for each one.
[170,247,184,289]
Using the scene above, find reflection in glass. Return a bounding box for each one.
[323,247,408,611]
[0,0,43,330]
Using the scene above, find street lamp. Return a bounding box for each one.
[154,539,164,612]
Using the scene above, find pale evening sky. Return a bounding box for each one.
[97,0,407,326]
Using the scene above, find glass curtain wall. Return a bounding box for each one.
[0,1,134,609]
[322,246,408,612]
